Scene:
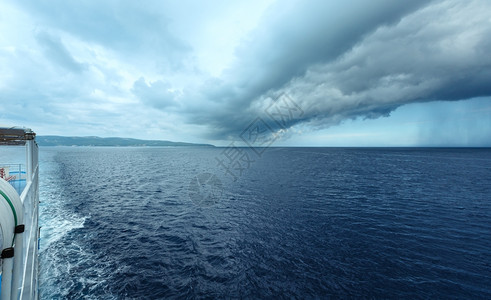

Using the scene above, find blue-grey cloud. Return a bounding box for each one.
[35,31,85,73]
[132,77,179,109]
[165,0,491,140]
[12,0,192,71]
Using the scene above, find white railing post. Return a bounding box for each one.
[26,133,34,184]
[1,251,14,300]
[1,128,39,300]
[12,224,24,300]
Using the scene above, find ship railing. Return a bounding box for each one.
[0,128,39,300]
[0,164,26,195]
[17,139,39,300]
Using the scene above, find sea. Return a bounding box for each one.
[3,146,491,299]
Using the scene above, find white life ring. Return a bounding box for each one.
[0,178,23,251]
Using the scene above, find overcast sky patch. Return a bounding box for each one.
[0,0,490,146]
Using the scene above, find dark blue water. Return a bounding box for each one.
[38,147,491,299]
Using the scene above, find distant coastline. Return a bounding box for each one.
[37,136,214,147]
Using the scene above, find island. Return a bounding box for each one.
[36,136,214,147]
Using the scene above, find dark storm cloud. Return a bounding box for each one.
[275,0,491,131]
[176,0,491,140]
[178,0,432,138]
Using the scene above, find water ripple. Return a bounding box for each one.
[37,147,491,299]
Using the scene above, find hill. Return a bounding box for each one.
[37,136,214,147]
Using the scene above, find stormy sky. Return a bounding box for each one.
[1,0,490,146]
